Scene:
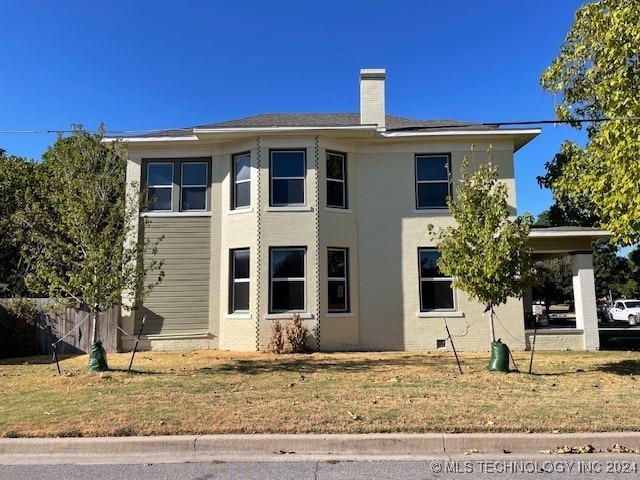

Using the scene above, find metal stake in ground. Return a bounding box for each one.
[47,325,61,375]
[128,316,146,373]
[444,318,463,374]
[528,314,539,374]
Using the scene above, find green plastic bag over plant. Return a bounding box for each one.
[88,341,108,372]
[487,340,509,372]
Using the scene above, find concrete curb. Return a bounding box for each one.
[2,433,640,461]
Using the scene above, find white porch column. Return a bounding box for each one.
[572,253,600,350]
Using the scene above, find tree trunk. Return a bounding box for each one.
[91,306,98,344]
[489,305,496,343]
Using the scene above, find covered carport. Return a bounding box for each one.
[525,227,610,351]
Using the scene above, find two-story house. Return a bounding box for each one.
[118,69,602,353]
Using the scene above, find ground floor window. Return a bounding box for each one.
[328,248,349,312]
[231,249,250,312]
[270,247,306,312]
[419,248,454,311]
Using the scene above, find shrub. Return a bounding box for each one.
[267,320,284,354]
[285,314,308,353]
[0,299,40,359]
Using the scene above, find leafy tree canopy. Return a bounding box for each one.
[540,0,640,245]
[0,151,41,294]
[22,126,162,312]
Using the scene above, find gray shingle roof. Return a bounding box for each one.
[132,113,496,138]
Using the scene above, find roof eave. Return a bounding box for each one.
[381,128,540,151]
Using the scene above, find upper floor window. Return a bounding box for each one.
[181,162,208,211]
[233,153,251,209]
[326,152,347,208]
[145,158,211,212]
[270,150,305,206]
[415,154,451,209]
[270,247,306,312]
[147,163,173,211]
[419,248,455,312]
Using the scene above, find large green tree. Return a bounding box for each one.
[22,126,163,357]
[430,150,535,343]
[541,0,640,245]
[0,151,41,295]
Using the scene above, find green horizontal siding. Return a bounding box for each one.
[137,216,211,335]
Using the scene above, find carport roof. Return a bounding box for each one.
[529,227,610,259]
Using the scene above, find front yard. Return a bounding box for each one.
[1,350,639,437]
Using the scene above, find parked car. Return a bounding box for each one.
[608,299,640,325]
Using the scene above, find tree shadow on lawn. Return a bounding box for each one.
[0,354,77,366]
[204,354,466,375]
[595,359,640,376]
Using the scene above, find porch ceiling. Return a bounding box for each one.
[528,227,610,260]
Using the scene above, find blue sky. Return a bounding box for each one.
[0,0,588,219]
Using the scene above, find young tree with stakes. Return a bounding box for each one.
[429,147,535,350]
[23,126,163,370]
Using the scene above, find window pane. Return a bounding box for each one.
[148,187,172,211]
[181,186,206,210]
[327,180,344,208]
[420,250,443,278]
[421,280,454,310]
[272,281,304,311]
[272,151,305,177]
[272,179,304,205]
[235,154,251,181]
[272,249,305,278]
[328,250,346,277]
[233,282,250,311]
[416,156,448,181]
[417,183,449,208]
[234,250,250,279]
[148,164,173,186]
[328,280,347,311]
[235,181,250,208]
[182,163,207,186]
[326,154,344,180]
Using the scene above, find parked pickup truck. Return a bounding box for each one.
[608,299,640,325]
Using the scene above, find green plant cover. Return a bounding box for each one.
[487,340,509,372]
[88,341,108,372]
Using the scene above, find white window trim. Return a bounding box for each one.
[181,162,208,212]
[270,150,306,207]
[415,154,451,210]
[227,207,254,215]
[417,311,464,318]
[327,248,349,313]
[325,207,353,214]
[270,247,307,313]
[142,211,212,218]
[265,312,314,320]
[266,206,313,212]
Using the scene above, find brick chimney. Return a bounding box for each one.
[360,68,386,130]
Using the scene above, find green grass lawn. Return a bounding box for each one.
[1,350,640,437]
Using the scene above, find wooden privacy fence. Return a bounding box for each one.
[3,299,120,355]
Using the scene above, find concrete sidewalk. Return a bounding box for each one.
[2,433,640,464]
